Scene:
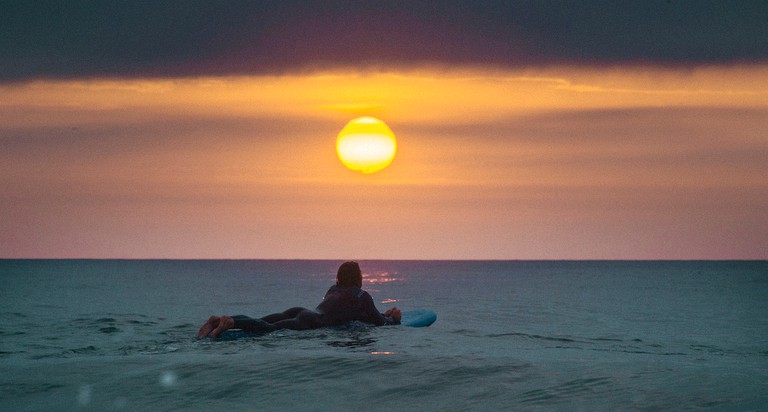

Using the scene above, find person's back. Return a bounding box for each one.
[316,284,391,326]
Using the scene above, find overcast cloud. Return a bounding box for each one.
[2,1,767,81]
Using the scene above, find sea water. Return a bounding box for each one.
[1,260,766,411]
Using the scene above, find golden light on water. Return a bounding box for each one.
[336,116,397,174]
[363,271,400,284]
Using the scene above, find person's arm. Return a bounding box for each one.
[360,291,401,325]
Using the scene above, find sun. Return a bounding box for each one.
[336,117,397,174]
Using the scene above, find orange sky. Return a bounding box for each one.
[2,66,767,259]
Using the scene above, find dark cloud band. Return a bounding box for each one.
[2,1,767,81]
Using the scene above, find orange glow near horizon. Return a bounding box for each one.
[4,66,767,128]
[1,65,767,259]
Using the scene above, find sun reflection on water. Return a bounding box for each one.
[361,271,402,306]
[362,271,401,284]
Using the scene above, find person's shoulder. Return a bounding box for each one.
[358,288,373,300]
[340,286,367,298]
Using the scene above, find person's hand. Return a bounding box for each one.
[385,307,401,322]
[392,308,401,322]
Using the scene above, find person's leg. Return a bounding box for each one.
[229,315,277,334]
[199,309,324,337]
[271,310,324,330]
[260,307,308,323]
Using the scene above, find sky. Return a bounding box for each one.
[1,1,767,259]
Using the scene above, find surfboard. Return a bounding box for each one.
[400,309,437,328]
[215,309,436,339]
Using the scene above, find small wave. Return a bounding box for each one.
[517,377,614,405]
[139,345,180,355]
[690,344,734,356]
[71,313,170,334]
[31,304,66,310]
[590,337,624,342]
[30,345,100,360]
[117,343,181,356]
[449,328,481,336]
[0,350,26,357]
[482,331,697,357]
[127,319,159,326]
[0,382,66,396]
[70,345,99,354]
[168,323,195,330]
[486,332,582,344]
[326,337,377,349]
[99,326,120,334]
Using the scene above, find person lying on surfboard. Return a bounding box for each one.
[198,261,401,338]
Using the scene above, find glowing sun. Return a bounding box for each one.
[336,117,397,174]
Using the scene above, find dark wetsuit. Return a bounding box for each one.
[231,285,399,333]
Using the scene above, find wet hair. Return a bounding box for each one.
[336,261,362,288]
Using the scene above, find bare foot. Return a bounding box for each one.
[197,315,220,338]
[210,315,235,338]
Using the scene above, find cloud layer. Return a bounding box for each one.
[3,1,767,81]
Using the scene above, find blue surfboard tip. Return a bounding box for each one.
[400,309,437,328]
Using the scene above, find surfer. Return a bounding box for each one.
[197,261,401,338]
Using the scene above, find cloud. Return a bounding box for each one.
[2,1,767,82]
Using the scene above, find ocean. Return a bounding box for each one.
[1,260,766,411]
